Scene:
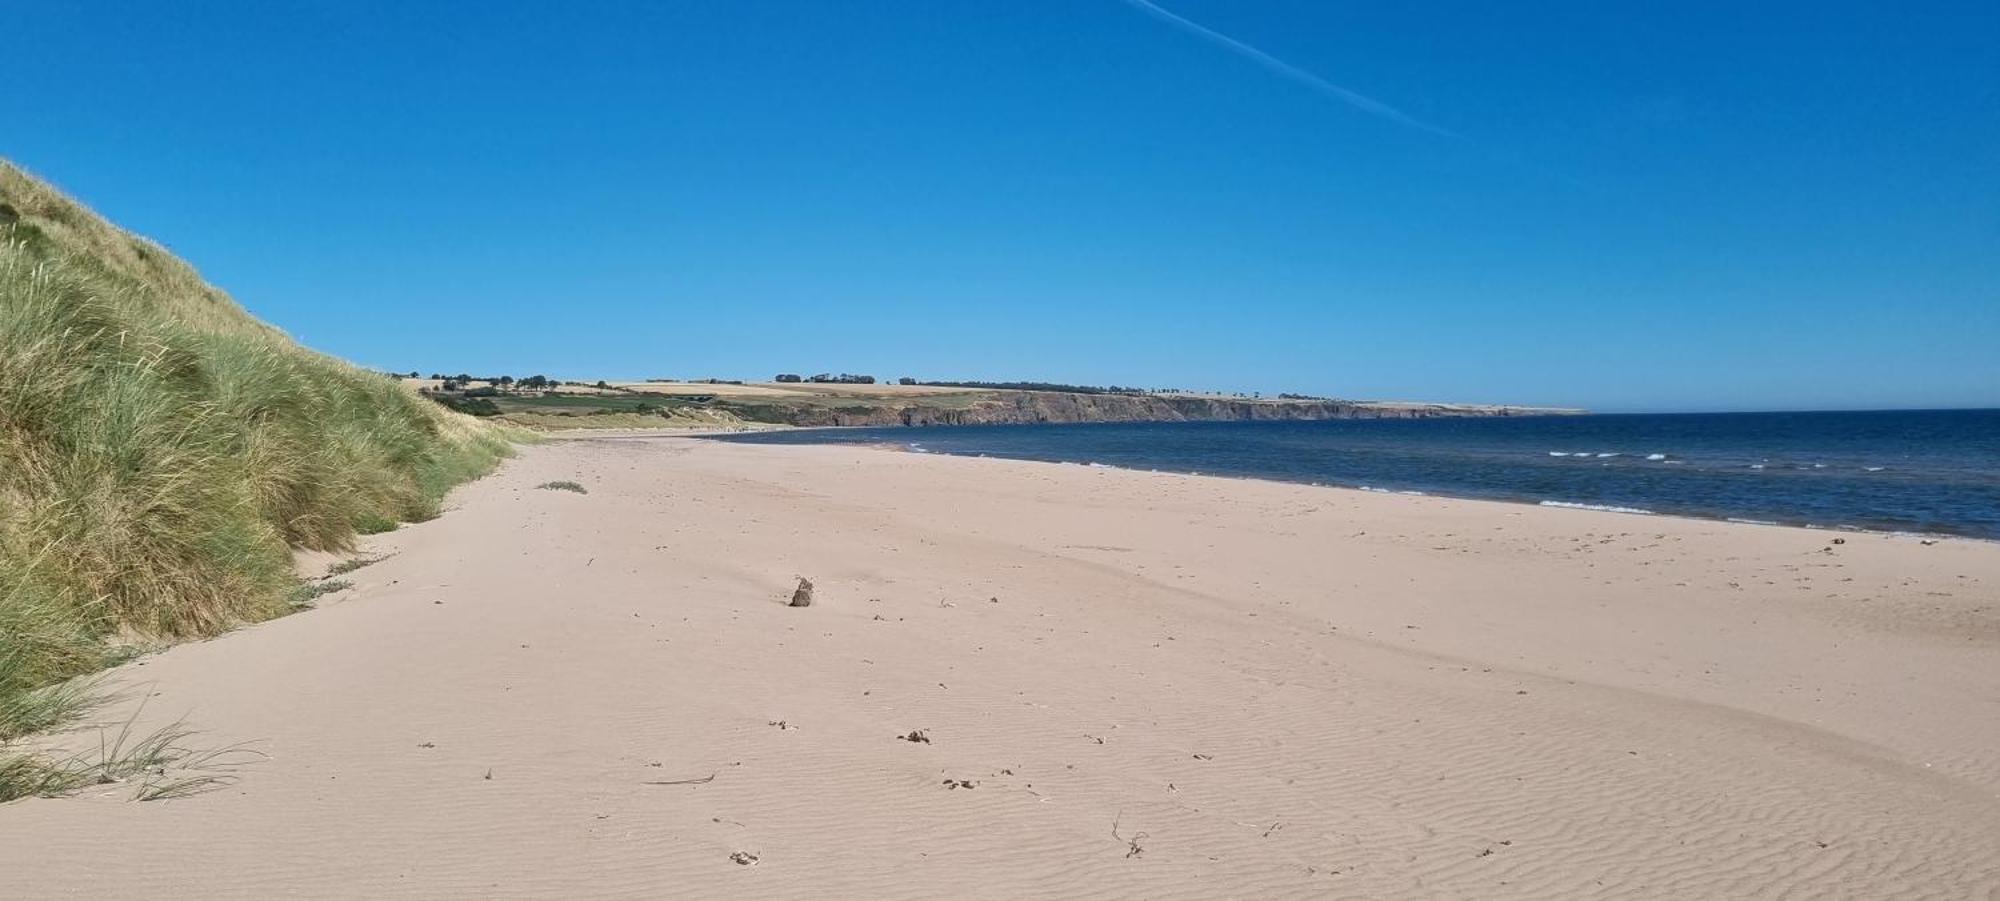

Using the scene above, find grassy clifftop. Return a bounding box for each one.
[0,161,512,746]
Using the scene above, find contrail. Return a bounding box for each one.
[1120,0,1457,138]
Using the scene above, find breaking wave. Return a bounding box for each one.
[1539,501,1655,515]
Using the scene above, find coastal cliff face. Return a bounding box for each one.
[746,391,1576,428]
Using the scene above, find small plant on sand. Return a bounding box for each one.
[324,556,385,577]
[354,513,402,535]
[286,579,353,608]
[537,480,587,494]
[0,695,263,803]
[0,749,80,800]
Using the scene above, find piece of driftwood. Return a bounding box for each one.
[642,772,717,786]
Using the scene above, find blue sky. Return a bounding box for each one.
[6,1,1995,412]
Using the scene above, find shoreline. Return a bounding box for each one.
[685,429,1998,545]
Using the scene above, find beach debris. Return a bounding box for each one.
[898,730,931,744]
[789,578,814,607]
[1831,537,1846,545]
[768,720,793,730]
[1112,813,1148,858]
[729,851,760,866]
[1921,539,1938,546]
[942,778,977,790]
[644,772,718,786]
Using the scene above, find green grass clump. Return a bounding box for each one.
[325,556,384,577]
[0,159,517,779]
[0,697,263,802]
[286,579,354,609]
[536,480,587,494]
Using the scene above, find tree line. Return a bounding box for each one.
[774,373,878,384]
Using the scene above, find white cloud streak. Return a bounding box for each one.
[1121,0,1457,138]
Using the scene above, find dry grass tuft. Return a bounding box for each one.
[0,694,265,803]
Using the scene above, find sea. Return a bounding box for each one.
[715,409,2000,540]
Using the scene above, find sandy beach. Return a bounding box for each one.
[4,435,1996,899]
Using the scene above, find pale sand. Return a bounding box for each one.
[5,437,1998,898]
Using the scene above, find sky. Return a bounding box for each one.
[5,1,1996,412]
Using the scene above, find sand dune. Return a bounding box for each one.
[4,437,1997,898]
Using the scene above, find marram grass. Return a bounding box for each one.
[0,160,514,794]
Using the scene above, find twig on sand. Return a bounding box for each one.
[643,772,717,786]
[1112,811,1148,858]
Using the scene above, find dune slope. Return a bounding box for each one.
[0,161,509,754]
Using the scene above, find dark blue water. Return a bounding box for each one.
[718,410,2000,539]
